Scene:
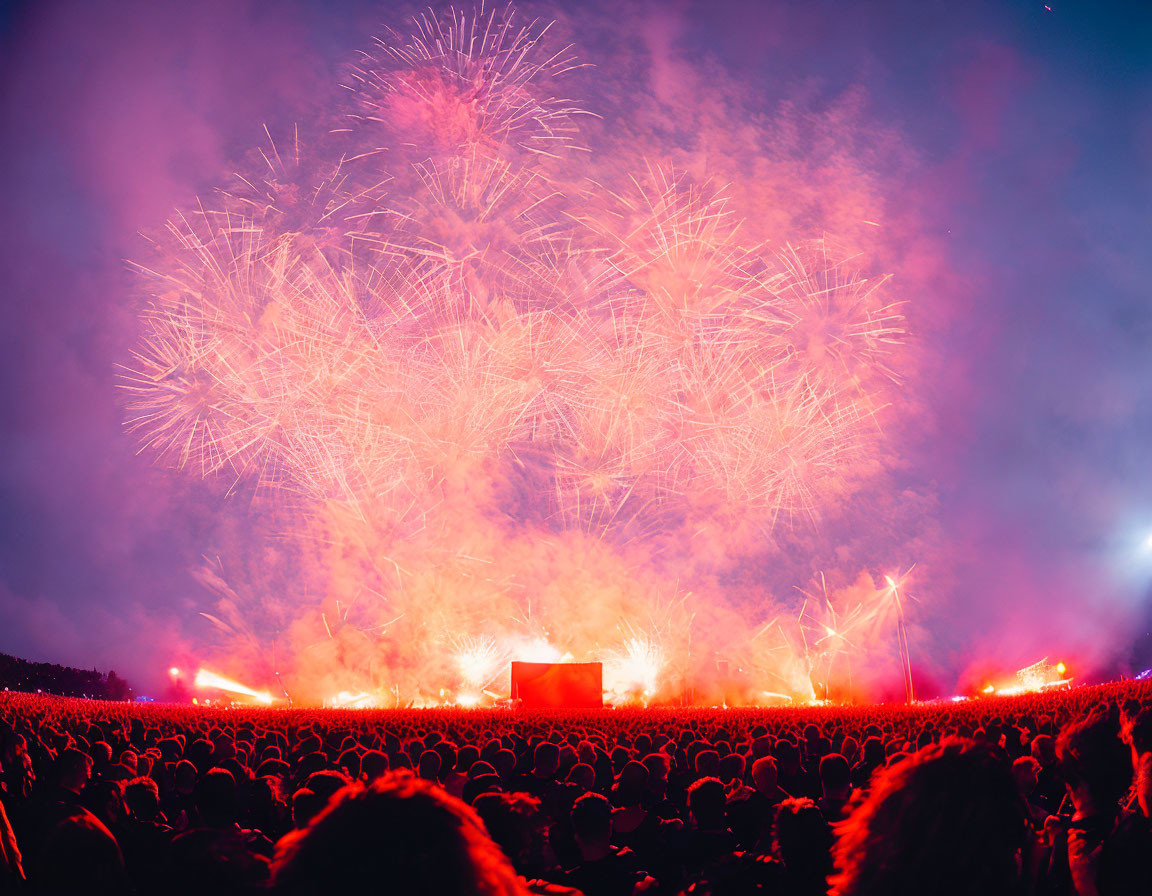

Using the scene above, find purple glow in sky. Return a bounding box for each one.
[1,0,1150,696]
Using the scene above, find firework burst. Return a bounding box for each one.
[346,3,588,159]
[768,239,905,391]
[122,2,914,705]
[582,164,768,335]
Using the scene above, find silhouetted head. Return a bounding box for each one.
[719,752,745,784]
[533,740,559,776]
[174,759,198,795]
[642,751,670,786]
[694,749,721,779]
[567,762,596,793]
[571,792,612,854]
[56,747,93,794]
[273,772,523,896]
[614,760,648,807]
[1124,707,1152,755]
[456,744,480,775]
[493,748,516,779]
[860,737,884,767]
[687,776,727,831]
[304,769,351,804]
[775,797,833,882]
[1030,734,1056,766]
[37,813,128,896]
[1056,713,1131,816]
[752,755,779,794]
[1127,708,1152,818]
[1012,756,1040,797]
[124,776,161,823]
[196,767,238,828]
[830,739,1026,896]
[820,753,851,797]
[775,739,801,774]
[419,749,443,780]
[473,791,551,877]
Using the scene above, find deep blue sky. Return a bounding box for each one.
[1,0,1150,692]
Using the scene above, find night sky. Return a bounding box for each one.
[1,0,1150,694]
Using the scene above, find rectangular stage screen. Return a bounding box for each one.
[511,662,603,709]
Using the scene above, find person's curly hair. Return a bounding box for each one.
[271,771,525,895]
[1126,707,1152,755]
[1056,712,1131,811]
[472,791,547,875]
[829,738,1027,896]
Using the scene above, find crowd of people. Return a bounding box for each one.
[0,680,1148,894]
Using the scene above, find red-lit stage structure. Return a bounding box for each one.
[511,662,603,709]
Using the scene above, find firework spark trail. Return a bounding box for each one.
[194,668,274,704]
[795,572,865,698]
[122,2,913,705]
[367,150,563,311]
[770,240,906,389]
[580,164,769,333]
[218,125,391,247]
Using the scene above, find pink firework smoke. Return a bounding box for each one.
[122,3,913,706]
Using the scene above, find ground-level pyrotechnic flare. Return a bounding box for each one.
[193,669,275,705]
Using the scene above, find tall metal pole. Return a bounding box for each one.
[893,584,914,703]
